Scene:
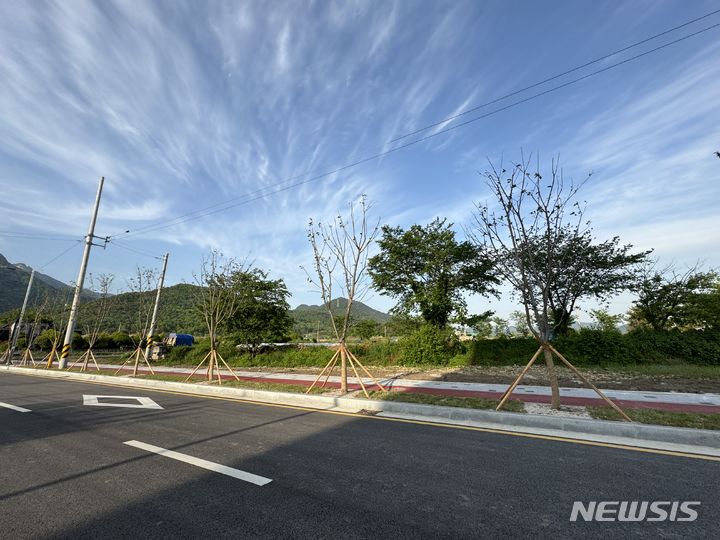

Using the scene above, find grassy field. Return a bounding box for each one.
[367,390,525,412]
[587,406,720,430]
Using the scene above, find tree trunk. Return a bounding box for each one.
[340,345,348,393]
[542,345,561,409]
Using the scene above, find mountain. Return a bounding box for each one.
[291,297,389,338]
[0,252,98,314]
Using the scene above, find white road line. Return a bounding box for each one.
[0,401,31,413]
[83,395,163,409]
[123,440,272,486]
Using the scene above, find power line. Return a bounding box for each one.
[114,21,720,241]
[390,8,720,143]
[107,238,163,260]
[38,240,83,271]
[0,231,81,242]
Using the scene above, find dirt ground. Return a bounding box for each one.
[252,365,720,394]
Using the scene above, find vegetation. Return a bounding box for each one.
[470,153,649,408]
[369,218,497,328]
[368,391,525,412]
[226,269,293,352]
[629,265,719,331]
[587,406,720,430]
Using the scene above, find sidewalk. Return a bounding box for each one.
[63,362,720,414]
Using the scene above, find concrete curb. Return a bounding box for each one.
[5,366,720,452]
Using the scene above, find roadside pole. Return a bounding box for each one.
[3,270,34,365]
[145,253,169,361]
[58,177,104,369]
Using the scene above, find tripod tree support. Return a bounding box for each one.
[67,349,101,372]
[495,343,632,422]
[113,346,155,376]
[183,348,241,384]
[305,344,386,398]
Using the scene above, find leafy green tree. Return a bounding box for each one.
[509,310,532,337]
[226,269,293,353]
[353,319,379,341]
[590,309,624,332]
[629,266,719,330]
[491,316,511,337]
[368,218,498,328]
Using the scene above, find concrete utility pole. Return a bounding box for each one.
[145,253,169,360]
[3,270,34,365]
[58,177,104,369]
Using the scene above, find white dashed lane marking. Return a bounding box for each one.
[123,440,273,486]
[0,401,31,412]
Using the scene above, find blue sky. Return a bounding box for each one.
[1,0,719,320]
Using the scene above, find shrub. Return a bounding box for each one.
[399,324,462,365]
[111,331,134,349]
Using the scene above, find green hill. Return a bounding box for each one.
[0,252,99,315]
[291,297,389,338]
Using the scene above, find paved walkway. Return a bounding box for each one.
[56,362,720,414]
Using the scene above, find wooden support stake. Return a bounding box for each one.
[347,349,387,392]
[216,352,241,381]
[185,351,212,382]
[306,349,340,393]
[113,349,137,375]
[496,346,544,411]
[547,344,632,422]
[321,350,341,389]
[347,353,370,399]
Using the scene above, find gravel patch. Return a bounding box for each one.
[524,402,591,419]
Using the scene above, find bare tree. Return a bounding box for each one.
[114,266,158,376]
[303,195,386,396]
[17,294,50,366]
[470,153,633,419]
[67,273,114,372]
[185,250,245,384]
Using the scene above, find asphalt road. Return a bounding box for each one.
[1,372,718,539]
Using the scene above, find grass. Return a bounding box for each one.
[133,373,328,394]
[594,364,720,379]
[367,390,525,413]
[588,406,720,430]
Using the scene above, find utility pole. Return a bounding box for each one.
[3,270,34,365]
[145,253,169,361]
[58,177,104,369]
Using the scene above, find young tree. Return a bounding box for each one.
[470,153,636,417]
[368,218,498,328]
[628,263,718,330]
[589,309,625,332]
[114,266,158,376]
[226,269,293,356]
[303,195,386,396]
[186,251,246,383]
[67,273,114,372]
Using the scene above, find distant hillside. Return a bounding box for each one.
[72,283,205,335]
[291,297,389,338]
[0,253,97,314]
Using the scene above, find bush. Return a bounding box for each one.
[72,333,89,350]
[111,331,134,350]
[398,324,463,365]
[468,328,720,366]
[35,329,62,350]
[94,332,116,349]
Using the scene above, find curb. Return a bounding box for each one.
[5,366,720,452]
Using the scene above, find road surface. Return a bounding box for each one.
[1,372,717,538]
